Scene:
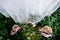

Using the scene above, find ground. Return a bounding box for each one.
[0,7,60,40]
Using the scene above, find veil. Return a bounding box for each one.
[0,0,60,25]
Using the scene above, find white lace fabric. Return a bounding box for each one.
[0,0,60,25]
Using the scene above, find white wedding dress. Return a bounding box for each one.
[0,0,60,26]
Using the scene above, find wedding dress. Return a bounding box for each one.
[0,0,60,26]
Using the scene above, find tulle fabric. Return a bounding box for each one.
[0,0,60,25]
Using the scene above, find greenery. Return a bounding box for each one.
[0,7,60,40]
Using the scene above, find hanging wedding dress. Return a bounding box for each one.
[0,0,60,25]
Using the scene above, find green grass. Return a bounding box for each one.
[0,7,60,40]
